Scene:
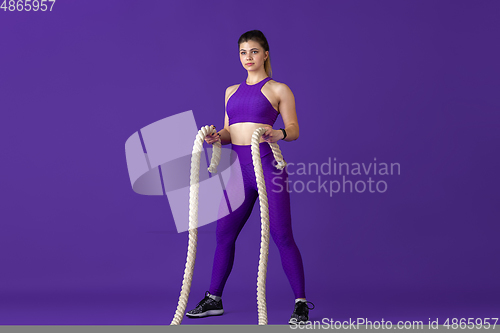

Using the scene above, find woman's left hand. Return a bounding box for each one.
[261,127,284,143]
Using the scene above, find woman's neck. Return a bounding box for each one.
[246,71,268,85]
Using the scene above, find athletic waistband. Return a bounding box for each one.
[231,142,273,165]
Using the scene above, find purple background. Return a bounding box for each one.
[1,0,499,326]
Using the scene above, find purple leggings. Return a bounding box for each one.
[208,142,306,299]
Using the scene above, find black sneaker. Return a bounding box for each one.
[289,300,315,325]
[186,291,224,318]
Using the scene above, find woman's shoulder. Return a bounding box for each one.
[225,83,240,95]
[267,78,293,96]
[226,82,240,90]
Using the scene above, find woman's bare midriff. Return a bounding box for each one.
[229,122,271,145]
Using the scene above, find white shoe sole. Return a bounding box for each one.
[186,309,224,318]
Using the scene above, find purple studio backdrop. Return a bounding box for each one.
[1,0,499,326]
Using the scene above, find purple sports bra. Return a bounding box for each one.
[226,76,279,126]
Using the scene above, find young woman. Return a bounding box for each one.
[186,30,314,324]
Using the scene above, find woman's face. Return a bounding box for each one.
[239,40,268,72]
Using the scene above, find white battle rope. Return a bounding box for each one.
[170,125,221,325]
[251,127,287,325]
[170,126,286,326]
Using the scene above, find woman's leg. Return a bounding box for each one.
[208,160,258,297]
[262,152,306,299]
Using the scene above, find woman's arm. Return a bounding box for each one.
[262,83,299,143]
[205,87,233,145]
[217,112,231,145]
[278,83,299,141]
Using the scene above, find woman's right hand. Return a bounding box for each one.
[204,125,220,144]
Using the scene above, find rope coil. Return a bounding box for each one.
[170,125,221,325]
[170,126,286,325]
[251,127,287,325]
